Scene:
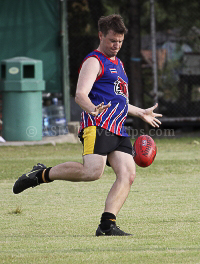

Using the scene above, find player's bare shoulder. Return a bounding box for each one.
[81,56,101,77]
[76,56,102,95]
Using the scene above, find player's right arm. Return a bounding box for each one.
[75,57,110,116]
[128,103,162,127]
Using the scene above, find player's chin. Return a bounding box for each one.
[113,50,119,55]
[110,50,119,56]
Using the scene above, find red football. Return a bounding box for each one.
[133,135,157,167]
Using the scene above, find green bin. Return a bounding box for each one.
[0,57,45,141]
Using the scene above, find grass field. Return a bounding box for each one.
[0,137,200,264]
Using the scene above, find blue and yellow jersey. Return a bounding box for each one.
[79,50,129,137]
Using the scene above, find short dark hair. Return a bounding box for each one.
[98,14,128,36]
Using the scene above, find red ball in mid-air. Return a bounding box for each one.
[133,135,157,167]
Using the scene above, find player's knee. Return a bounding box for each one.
[92,170,103,181]
[129,173,136,185]
[84,167,103,181]
[117,172,135,186]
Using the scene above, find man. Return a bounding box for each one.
[13,14,162,236]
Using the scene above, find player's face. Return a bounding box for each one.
[99,30,124,59]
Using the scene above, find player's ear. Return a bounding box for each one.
[98,31,103,41]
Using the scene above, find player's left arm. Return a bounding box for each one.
[128,103,162,127]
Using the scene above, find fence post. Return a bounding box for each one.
[60,0,71,123]
[150,0,158,105]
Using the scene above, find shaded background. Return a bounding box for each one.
[1,0,200,135]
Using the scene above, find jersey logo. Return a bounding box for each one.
[109,68,117,74]
[114,76,129,103]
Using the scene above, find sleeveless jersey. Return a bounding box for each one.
[79,50,129,137]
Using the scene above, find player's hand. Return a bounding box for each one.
[90,102,111,116]
[142,103,162,127]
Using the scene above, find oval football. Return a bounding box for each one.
[133,135,157,167]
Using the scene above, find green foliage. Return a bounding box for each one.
[68,0,91,36]
[140,0,200,34]
[158,60,181,102]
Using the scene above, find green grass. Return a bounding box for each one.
[0,137,200,264]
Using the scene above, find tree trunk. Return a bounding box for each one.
[128,0,144,131]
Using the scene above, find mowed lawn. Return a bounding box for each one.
[0,137,200,264]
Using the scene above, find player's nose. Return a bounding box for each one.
[114,42,120,49]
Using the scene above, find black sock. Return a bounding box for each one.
[36,167,53,184]
[100,212,116,231]
[43,167,53,182]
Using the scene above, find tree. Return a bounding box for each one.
[140,0,200,34]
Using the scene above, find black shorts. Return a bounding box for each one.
[79,126,132,158]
